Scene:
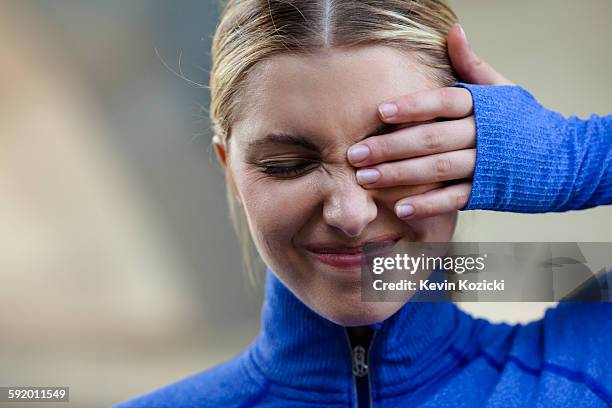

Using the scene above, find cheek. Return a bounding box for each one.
[409,211,458,241]
[232,167,320,254]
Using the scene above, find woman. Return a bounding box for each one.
[116,0,611,406]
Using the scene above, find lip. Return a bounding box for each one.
[304,233,403,270]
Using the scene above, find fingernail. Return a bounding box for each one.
[378,102,398,119]
[396,204,415,218]
[348,144,370,163]
[356,168,380,184]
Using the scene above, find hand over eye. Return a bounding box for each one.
[347,24,513,220]
[348,87,476,219]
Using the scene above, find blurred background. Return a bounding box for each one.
[1,0,610,406]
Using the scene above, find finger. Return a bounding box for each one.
[394,181,473,220]
[378,87,473,123]
[348,116,475,166]
[447,24,514,86]
[369,182,446,205]
[355,149,475,188]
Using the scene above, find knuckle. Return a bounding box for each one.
[455,190,469,209]
[422,127,442,151]
[373,137,391,160]
[433,157,452,177]
[438,88,456,112]
[386,165,401,185]
[382,164,402,185]
[399,95,418,112]
[423,200,435,217]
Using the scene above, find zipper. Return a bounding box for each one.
[344,327,377,408]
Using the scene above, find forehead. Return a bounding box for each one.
[232,46,436,145]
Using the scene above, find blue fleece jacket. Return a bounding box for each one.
[114,85,612,407]
[456,83,611,213]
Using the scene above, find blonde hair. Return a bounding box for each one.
[209,0,458,285]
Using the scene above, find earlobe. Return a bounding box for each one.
[212,135,228,168]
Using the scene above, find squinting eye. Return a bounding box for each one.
[260,161,318,179]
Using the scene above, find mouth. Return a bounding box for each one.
[304,234,403,270]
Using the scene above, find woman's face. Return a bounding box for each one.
[222,46,457,326]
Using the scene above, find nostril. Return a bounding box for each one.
[342,225,363,238]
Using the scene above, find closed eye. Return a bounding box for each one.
[259,160,319,179]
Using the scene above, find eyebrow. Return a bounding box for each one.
[246,122,397,151]
[247,132,320,151]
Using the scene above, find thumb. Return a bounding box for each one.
[447,24,514,86]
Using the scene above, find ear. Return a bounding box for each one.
[212,135,227,168]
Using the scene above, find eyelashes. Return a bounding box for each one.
[259,160,319,179]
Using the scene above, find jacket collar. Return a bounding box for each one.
[246,267,480,399]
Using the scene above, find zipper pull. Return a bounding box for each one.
[351,345,369,377]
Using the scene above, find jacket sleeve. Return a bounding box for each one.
[454,83,612,213]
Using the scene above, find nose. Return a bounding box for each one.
[322,173,378,237]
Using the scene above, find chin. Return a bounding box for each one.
[321,300,405,327]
